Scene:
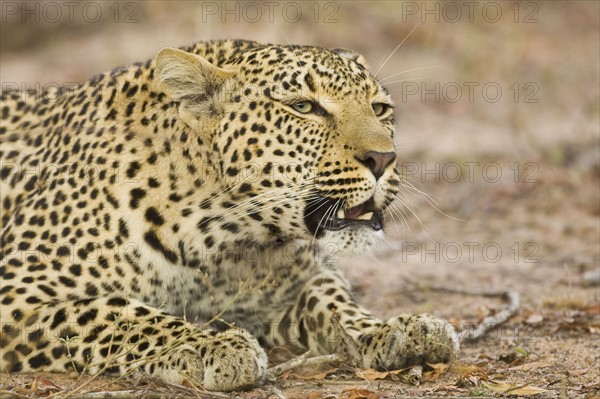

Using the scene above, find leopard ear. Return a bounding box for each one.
[154,48,237,125]
[330,47,369,69]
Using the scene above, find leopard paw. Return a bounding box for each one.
[172,328,267,391]
[358,314,459,370]
[202,328,268,391]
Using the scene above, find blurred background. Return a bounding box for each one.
[1,1,599,396]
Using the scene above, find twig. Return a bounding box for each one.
[408,365,422,386]
[466,290,520,342]
[162,381,232,399]
[402,277,520,342]
[0,390,32,399]
[62,389,231,399]
[64,390,158,399]
[52,370,106,399]
[315,380,370,386]
[265,350,341,381]
[266,350,312,379]
[502,383,534,395]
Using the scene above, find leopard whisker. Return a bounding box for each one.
[374,22,421,77]
[398,180,463,222]
[391,188,436,241]
[382,76,431,86]
[310,198,340,246]
[380,66,439,83]
[384,202,408,235]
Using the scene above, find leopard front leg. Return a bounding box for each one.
[356,313,459,370]
[0,296,267,391]
[271,270,459,370]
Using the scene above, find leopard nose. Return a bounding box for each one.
[356,151,397,180]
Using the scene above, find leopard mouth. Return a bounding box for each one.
[304,196,383,237]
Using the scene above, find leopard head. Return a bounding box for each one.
[155,42,400,256]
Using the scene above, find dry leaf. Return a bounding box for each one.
[359,368,392,381]
[449,363,486,378]
[180,379,196,389]
[483,380,550,396]
[507,361,551,371]
[358,363,448,384]
[283,367,340,380]
[359,368,405,382]
[30,376,60,394]
[423,363,449,382]
[340,387,381,399]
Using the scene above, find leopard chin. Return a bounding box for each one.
[318,227,386,258]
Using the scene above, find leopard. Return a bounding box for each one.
[0,39,458,391]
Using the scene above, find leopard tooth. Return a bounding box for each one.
[357,212,373,220]
[337,209,345,219]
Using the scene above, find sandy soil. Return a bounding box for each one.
[1,1,598,398]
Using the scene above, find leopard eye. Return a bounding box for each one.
[291,101,314,114]
[372,103,389,117]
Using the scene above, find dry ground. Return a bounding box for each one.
[1,1,598,398]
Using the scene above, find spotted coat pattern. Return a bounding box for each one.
[0,40,458,391]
